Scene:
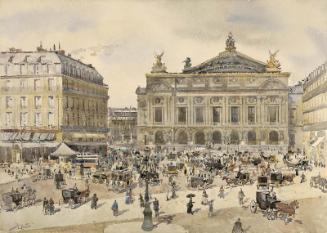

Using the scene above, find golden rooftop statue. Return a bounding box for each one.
[151,51,167,73]
[266,50,281,72]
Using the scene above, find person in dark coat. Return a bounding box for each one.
[139,194,144,208]
[153,198,160,218]
[49,198,54,215]
[91,193,98,209]
[43,197,48,214]
[232,218,244,233]
[301,173,306,183]
[187,198,194,215]
[208,200,214,217]
[112,200,119,216]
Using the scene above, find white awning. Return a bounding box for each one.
[312,136,325,147]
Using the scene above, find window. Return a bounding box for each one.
[212,107,221,123]
[35,112,41,126]
[6,96,13,108]
[48,96,54,108]
[34,79,41,90]
[268,106,279,123]
[20,112,28,127]
[20,97,27,108]
[20,80,27,90]
[154,107,163,123]
[248,106,255,124]
[230,106,240,123]
[4,80,11,91]
[5,112,13,127]
[48,78,55,91]
[48,112,55,126]
[177,107,187,123]
[195,107,204,123]
[35,96,42,108]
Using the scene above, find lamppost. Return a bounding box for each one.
[141,148,154,231]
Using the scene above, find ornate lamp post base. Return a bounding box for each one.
[142,202,154,231]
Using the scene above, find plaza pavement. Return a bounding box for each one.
[0,170,325,232]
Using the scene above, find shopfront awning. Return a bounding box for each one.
[312,136,325,147]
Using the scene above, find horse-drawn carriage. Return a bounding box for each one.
[54,172,65,189]
[109,168,133,193]
[62,187,90,208]
[223,171,254,186]
[92,172,108,184]
[250,189,299,223]
[38,168,53,180]
[296,160,312,171]
[164,161,178,175]
[310,174,327,192]
[188,172,213,189]
[1,186,36,211]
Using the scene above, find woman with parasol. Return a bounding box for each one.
[186,193,195,214]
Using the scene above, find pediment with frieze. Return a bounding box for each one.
[148,82,172,92]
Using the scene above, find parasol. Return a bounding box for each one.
[186,193,195,198]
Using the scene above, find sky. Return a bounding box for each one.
[0,0,327,107]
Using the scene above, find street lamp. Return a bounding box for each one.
[141,148,154,231]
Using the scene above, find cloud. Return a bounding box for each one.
[0,0,327,106]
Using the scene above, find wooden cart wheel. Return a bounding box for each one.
[250,200,257,213]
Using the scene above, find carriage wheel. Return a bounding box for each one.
[250,200,257,213]
[267,209,276,220]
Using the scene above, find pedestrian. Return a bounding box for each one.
[232,218,244,233]
[49,198,54,215]
[187,197,194,215]
[91,193,98,209]
[139,194,144,207]
[201,189,208,205]
[125,190,130,204]
[218,185,225,199]
[112,200,119,216]
[166,190,170,201]
[238,188,245,206]
[153,198,160,218]
[300,173,306,183]
[43,197,48,214]
[208,200,214,217]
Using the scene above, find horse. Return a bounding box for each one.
[79,185,90,203]
[275,200,299,223]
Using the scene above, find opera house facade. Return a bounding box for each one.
[136,34,290,152]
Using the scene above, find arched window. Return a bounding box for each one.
[212,131,222,144]
[195,131,205,145]
[154,131,165,145]
[176,131,188,144]
[269,131,279,145]
[230,130,239,145]
[247,131,256,145]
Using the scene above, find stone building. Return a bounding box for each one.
[0,44,108,162]
[108,107,137,145]
[303,62,327,165]
[136,34,290,152]
[288,82,304,151]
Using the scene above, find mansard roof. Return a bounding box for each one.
[183,50,267,74]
